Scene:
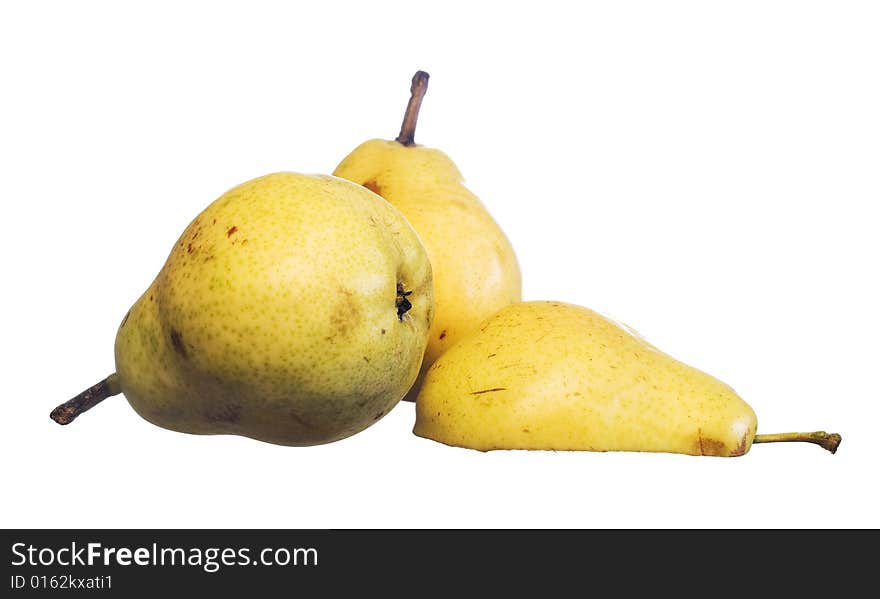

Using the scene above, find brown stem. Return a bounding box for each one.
[396,70,430,146]
[752,431,842,454]
[50,374,121,425]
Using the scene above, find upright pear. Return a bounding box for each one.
[414,301,840,456]
[52,172,434,446]
[334,71,521,398]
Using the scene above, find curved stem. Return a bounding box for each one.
[50,374,121,425]
[396,70,430,146]
[753,431,842,454]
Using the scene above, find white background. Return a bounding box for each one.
[2,1,878,528]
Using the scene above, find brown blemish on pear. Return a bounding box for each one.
[362,180,382,195]
[470,387,507,396]
[730,434,750,457]
[696,429,727,456]
[287,409,314,431]
[330,287,362,337]
[203,403,242,424]
[169,328,188,359]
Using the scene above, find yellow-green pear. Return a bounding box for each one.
[52,172,434,446]
[414,301,840,457]
[333,71,521,399]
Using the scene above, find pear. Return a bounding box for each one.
[52,172,434,446]
[414,301,841,456]
[333,71,521,399]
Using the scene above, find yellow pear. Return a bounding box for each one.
[414,301,840,456]
[52,172,433,446]
[333,71,521,399]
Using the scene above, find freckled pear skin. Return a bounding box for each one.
[414,301,759,456]
[333,72,521,397]
[55,172,433,446]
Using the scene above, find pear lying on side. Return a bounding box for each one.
[414,301,840,456]
[52,172,433,446]
[334,71,521,399]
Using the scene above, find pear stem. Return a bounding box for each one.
[752,431,842,454]
[50,374,121,425]
[396,70,430,147]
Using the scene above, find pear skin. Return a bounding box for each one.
[414,301,841,456]
[333,72,521,397]
[53,172,434,446]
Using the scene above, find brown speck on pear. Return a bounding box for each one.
[362,180,382,195]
